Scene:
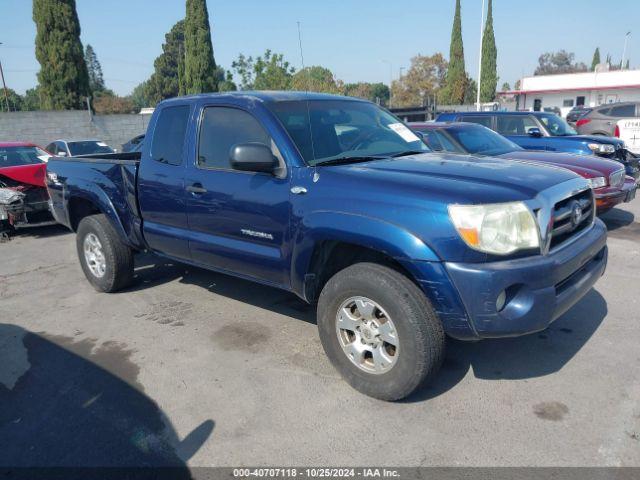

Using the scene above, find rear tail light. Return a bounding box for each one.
[576,118,591,128]
[614,125,620,137]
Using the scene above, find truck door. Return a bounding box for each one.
[184,105,291,287]
[138,104,192,261]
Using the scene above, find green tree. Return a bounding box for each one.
[390,53,447,107]
[1,88,23,112]
[231,50,295,90]
[33,0,91,109]
[129,81,151,110]
[442,0,467,105]
[291,66,342,93]
[85,44,105,93]
[144,20,185,104]
[534,50,587,75]
[184,0,218,94]
[217,69,237,92]
[479,0,497,102]
[591,47,601,70]
[22,86,44,111]
[501,82,511,91]
[343,82,390,105]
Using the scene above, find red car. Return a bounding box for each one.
[410,122,636,214]
[0,142,53,237]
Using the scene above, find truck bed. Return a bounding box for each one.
[47,152,145,249]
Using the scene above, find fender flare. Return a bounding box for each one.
[64,180,129,243]
[289,211,440,298]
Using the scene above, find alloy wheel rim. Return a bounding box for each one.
[83,233,106,278]
[335,296,399,375]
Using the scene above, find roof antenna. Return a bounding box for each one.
[297,21,318,174]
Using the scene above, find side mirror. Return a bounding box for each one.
[528,127,542,137]
[230,143,278,174]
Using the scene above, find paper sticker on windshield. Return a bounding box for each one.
[97,142,108,147]
[389,123,420,143]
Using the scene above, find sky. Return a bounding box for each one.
[1,0,639,96]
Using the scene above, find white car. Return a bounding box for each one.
[45,139,115,157]
[616,118,640,155]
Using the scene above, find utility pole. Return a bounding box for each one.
[622,31,631,70]
[0,42,10,112]
[476,0,486,111]
[382,60,392,107]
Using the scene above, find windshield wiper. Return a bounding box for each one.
[390,150,428,158]
[313,155,387,167]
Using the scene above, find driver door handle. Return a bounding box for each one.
[186,184,207,194]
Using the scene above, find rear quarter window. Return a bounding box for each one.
[459,115,493,129]
[151,105,190,166]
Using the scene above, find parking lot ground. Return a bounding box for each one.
[1,202,639,469]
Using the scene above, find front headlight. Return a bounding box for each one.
[588,176,607,189]
[448,202,540,255]
[587,143,615,154]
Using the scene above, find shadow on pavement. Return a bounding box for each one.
[125,252,316,325]
[0,324,213,474]
[13,223,70,239]
[405,288,608,402]
[125,252,608,404]
[600,207,635,232]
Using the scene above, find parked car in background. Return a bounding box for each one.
[410,122,636,214]
[0,142,53,236]
[576,102,640,137]
[566,106,592,126]
[47,92,608,401]
[436,110,639,180]
[45,139,115,157]
[122,134,145,153]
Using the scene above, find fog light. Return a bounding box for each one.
[496,290,507,312]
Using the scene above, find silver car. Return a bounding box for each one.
[576,102,640,136]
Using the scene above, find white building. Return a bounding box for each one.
[498,68,640,117]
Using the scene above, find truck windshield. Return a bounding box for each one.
[537,113,577,136]
[438,124,523,156]
[267,100,430,166]
[68,141,115,156]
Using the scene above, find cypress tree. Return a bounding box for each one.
[85,44,106,93]
[33,0,91,109]
[591,48,601,70]
[184,0,218,94]
[443,0,467,104]
[479,0,497,102]
[145,20,186,104]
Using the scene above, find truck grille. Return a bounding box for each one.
[548,189,594,251]
[609,169,625,187]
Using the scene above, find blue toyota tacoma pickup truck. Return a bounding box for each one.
[47,92,608,401]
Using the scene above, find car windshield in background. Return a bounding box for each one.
[538,113,577,136]
[0,146,49,167]
[441,125,522,156]
[267,100,430,166]
[67,141,114,156]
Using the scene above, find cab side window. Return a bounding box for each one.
[459,115,493,129]
[151,105,190,166]
[496,115,539,135]
[197,107,271,170]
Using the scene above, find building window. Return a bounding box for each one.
[563,99,574,107]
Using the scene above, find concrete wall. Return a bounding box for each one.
[0,110,152,151]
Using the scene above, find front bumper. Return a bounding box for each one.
[594,178,637,213]
[440,219,607,339]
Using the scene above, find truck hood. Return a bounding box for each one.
[325,152,579,204]
[566,134,625,146]
[498,150,623,179]
[0,164,47,188]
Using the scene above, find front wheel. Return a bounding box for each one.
[317,263,445,401]
[76,214,134,293]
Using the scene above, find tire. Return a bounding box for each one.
[317,262,445,401]
[76,214,134,293]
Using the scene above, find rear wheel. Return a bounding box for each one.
[317,262,445,401]
[76,214,134,292]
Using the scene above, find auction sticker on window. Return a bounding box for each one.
[388,123,420,143]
